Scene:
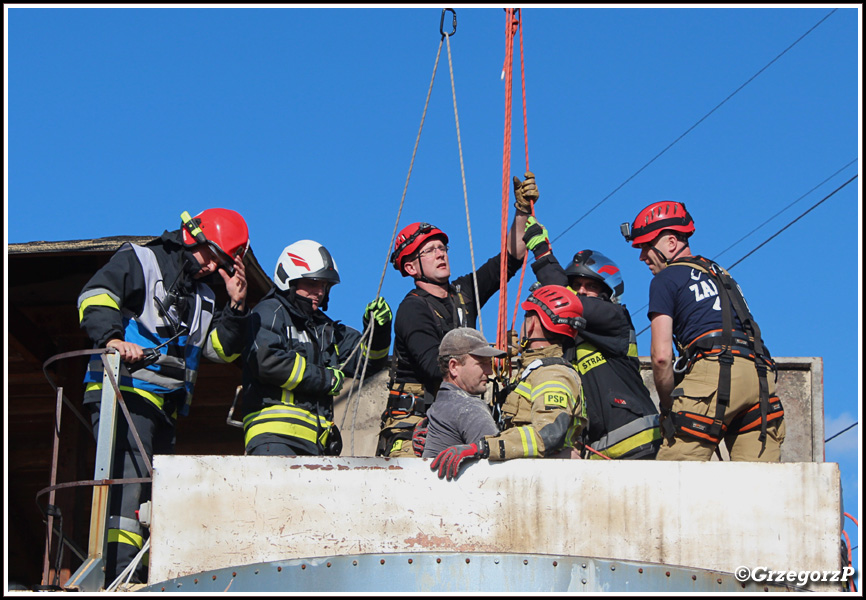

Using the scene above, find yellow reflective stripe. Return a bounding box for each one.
[531,381,571,405]
[362,343,389,360]
[576,347,606,375]
[244,405,322,427]
[281,355,306,390]
[209,329,240,362]
[78,293,120,322]
[515,381,532,400]
[243,406,331,447]
[108,528,143,549]
[86,383,166,412]
[627,342,639,358]
[589,427,662,460]
[518,426,539,457]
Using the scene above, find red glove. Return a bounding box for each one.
[430,439,490,481]
[412,418,429,457]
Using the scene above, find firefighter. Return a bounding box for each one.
[622,201,785,461]
[378,172,540,458]
[524,217,660,459]
[242,239,392,456]
[431,285,587,481]
[77,208,251,585]
[420,328,504,459]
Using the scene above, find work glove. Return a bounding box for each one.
[363,297,392,327]
[412,417,429,457]
[327,367,345,396]
[430,438,490,481]
[513,171,539,214]
[523,216,550,259]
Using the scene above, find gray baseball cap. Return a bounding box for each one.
[439,327,506,358]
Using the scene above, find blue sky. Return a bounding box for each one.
[5,5,861,584]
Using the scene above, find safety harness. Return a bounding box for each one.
[376,286,471,456]
[663,256,782,452]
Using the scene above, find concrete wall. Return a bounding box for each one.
[148,456,842,590]
[334,357,824,461]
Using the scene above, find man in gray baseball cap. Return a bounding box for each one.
[419,328,505,460]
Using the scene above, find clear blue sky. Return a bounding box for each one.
[6,5,861,584]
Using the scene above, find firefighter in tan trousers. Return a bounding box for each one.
[430,285,587,480]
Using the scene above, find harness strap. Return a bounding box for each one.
[671,256,776,448]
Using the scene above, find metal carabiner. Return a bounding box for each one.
[440,8,457,38]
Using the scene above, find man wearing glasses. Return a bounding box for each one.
[377,173,542,458]
[77,208,251,586]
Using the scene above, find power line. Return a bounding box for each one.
[633,172,858,338]
[713,158,858,262]
[551,8,839,244]
[825,421,858,444]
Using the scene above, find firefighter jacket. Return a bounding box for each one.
[78,231,248,418]
[242,287,391,455]
[392,252,523,397]
[485,345,586,461]
[532,253,661,459]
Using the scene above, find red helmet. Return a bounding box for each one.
[622,201,694,247]
[522,285,585,338]
[390,222,449,275]
[181,208,250,270]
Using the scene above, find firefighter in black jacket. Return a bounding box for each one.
[525,216,661,459]
[377,173,540,457]
[242,239,392,456]
[77,208,251,585]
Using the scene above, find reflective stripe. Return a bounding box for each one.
[531,380,571,401]
[86,382,167,413]
[518,426,539,457]
[243,405,331,447]
[208,329,240,362]
[281,355,306,390]
[78,293,120,322]
[362,343,389,361]
[108,528,144,549]
[627,342,639,358]
[590,415,662,459]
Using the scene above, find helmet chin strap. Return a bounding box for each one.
[651,239,688,266]
[415,261,449,290]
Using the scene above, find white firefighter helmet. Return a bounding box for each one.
[274,240,341,292]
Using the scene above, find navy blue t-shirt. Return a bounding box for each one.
[647,261,744,350]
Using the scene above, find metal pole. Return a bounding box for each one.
[64,350,120,591]
[41,385,64,586]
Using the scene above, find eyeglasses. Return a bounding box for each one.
[417,244,449,259]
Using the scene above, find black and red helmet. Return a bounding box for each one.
[522,285,586,338]
[565,249,624,301]
[390,222,449,275]
[622,201,694,248]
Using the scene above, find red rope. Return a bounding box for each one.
[510,9,533,335]
[498,9,520,352]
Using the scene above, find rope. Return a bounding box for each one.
[341,12,469,452]
[510,8,534,338]
[498,9,520,351]
[445,25,483,336]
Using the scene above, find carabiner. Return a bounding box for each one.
[440,8,457,38]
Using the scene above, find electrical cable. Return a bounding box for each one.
[551,8,840,245]
[634,172,857,338]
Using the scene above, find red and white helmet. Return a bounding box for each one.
[274,240,341,292]
[181,208,250,267]
[522,285,585,338]
[622,201,695,247]
[390,222,449,276]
